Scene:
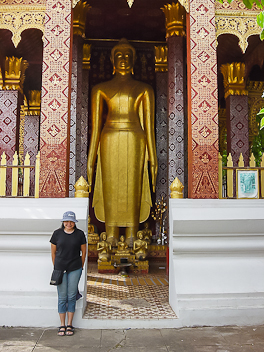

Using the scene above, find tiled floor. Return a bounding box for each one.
[84,263,177,320]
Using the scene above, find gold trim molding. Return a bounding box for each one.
[215,11,262,54]
[0,56,28,93]
[0,5,45,48]
[161,2,186,38]
[155,45,168,72]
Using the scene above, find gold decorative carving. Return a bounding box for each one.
[72,0,80,8]
[74,176,89,198]
[221,62,248,98]
[83,43,91,70]
[73,1,91,37]
[218,108,227,154]
[161,2,186,38]
[154,45,168,72]
[0,57,28,93]
[215,11,262,54]
[247,81,264,148]
[170,177,184,198]
[178,0,189,13]
[0,5,45,48]
[24,90,41,116]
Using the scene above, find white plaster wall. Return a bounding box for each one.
[0,198,88,328]
[169,199,264,327]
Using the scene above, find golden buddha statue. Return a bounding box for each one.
[116,235,130,256]
[141,221,152,245]
[88,215,99,244]
[87,38,157,247]
[133,230,148,261]
[97,232,112,262]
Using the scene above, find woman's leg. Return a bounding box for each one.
[66,267,82,333]
[57,272,67,335]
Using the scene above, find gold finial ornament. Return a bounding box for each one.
[155,46,168,72]
[83,44,91,70]
[0,57,28,93]
[170,177,184,198]
[127,0,134,7]
[73,0,91,37]
[74,176,89,197]
[221,62,248,98]
[161,2,186,38]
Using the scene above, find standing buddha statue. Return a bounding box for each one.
[87,38,157,247]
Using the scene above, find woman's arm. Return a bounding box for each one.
[81,243,87,269]
[51,244,56,266]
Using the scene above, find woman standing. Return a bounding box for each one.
[50,211,87,336]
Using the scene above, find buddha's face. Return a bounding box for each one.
[102,233,106,241]
[138,232,143,240]
[113,47,134,75]
[120,235,125,242]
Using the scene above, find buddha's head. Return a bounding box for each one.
[137,231,143,240]
[120,235,125,242]
[100,232,107,241]
[111,38,136,75]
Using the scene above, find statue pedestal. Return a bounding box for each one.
[98,261,117,273]
[134,260,149,274]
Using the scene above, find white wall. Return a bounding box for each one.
[0,198,88,327]
[169,199,264,327]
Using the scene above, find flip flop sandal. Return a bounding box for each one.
[66,325,74,336]
[57,326,66,336]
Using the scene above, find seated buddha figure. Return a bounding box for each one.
[97,232,111,262]
[116,235,130,256]
[133,231,148,261]
[142,221,152,245]
[88,215,99,244]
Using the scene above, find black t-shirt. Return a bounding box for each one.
[50,227,87,272]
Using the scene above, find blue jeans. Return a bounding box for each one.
[57,268,82,314]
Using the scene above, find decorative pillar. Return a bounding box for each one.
[39,0,73,197]
[154,45,168,240]
[187,0,219,198]
[81,43,91,179]
[21,91,41,195]
[0,57,28,195]
[69,0,90,196]
[162,2,187,198]
[221,62,249,166]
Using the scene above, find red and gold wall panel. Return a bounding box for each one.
[188,0,219,198]
[226,95,249,166]
[39,0,72,197]
[0,91,20,195]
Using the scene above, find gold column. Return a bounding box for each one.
[73,0,91,37]
[24,90,41,116]
[221,62,248,98]
[161,2,186,38]
[154,46,168,72]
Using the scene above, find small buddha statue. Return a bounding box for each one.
[116,235,130,255]
[97,232,112,262]
[134,231,148,261]
[88,215,99,244]
[142,221,152,245]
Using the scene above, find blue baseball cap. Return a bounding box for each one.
[61,211,78,223]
